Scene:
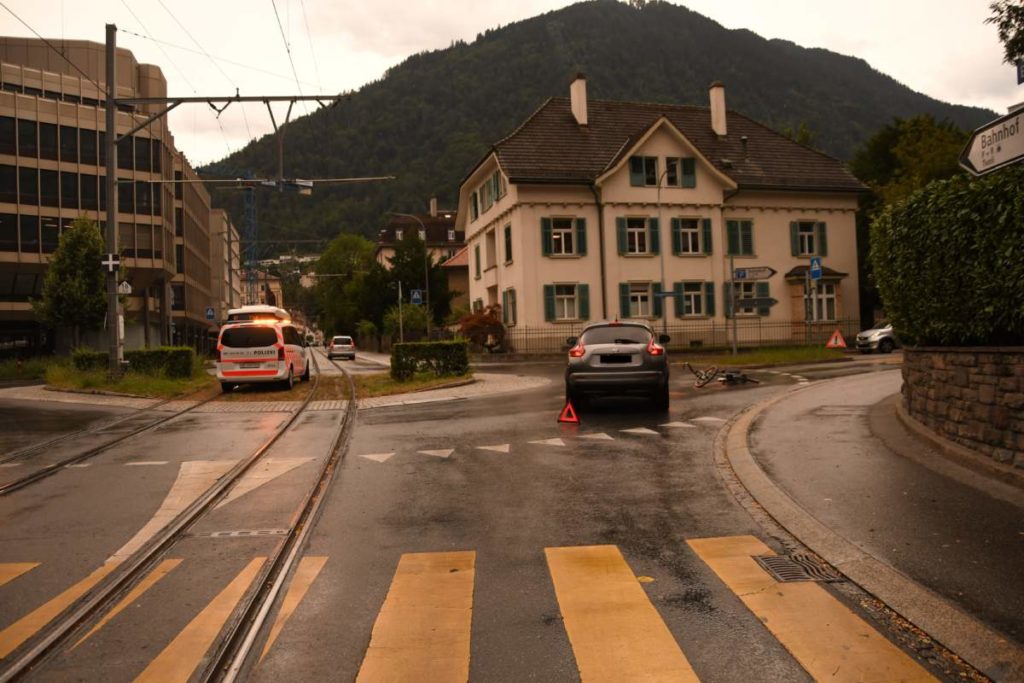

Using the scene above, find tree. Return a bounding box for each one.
[987,0,1024,65]
[32,218,107,348]
[459,304,505,352]
[314,233,374,335]
[386,231,454,325]
[383,303,428,341]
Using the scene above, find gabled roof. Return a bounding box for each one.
[441,245,469,269]
[492,97,865,193]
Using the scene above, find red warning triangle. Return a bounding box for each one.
[558,401,580,424]
[825,329,847,349]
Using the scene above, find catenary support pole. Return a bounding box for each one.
[105,24,123,376]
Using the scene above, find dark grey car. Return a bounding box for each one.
[565,321,671,411]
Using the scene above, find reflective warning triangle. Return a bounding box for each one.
[558,401,579,424]
[825,329,847,349]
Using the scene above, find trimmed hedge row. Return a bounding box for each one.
[391,340,469,381]
[72,346,196,378]
[870,165,1024,346]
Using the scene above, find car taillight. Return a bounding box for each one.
[568,342,585,358]
[647,338,665,356]
[277,346,285,361]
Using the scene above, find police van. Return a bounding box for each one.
[216,305,310,392]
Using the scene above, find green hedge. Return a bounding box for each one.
[391,340,469,381]
[870,165,1024,346]
[72,346,196,378]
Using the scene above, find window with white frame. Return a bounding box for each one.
[626,217,648,254]
[811,283,837,321]
[734,281,757,313]
[677,218,700,254]
[447,229,456,241]
[502,288,517,326]
[551,217,575,255]
[418,229,426,241]
[680,282,703,316]
[629,282,651,317]
[797,221,816,256]
[554,284,578,320]
[394,228,403,240]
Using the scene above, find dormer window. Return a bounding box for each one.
[418,229,426,241]
[665,157,696,188]
[395,229,403,240]
[448,229,456,241]
[629,156,658,186]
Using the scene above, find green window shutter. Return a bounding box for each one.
[723,282,733,318]
[649,217,660,255]
[578,284,590,320]
[474,245,481,278]
[704,282,715,317]
[629,157,644,186]
[619,283,630,319]
[756,281,770,316]
[575,218,587,256]
[741,221,754,255]
[701,218,712,255]
[509,290,517,325]
[790,221,800,257]
[671,218,682,255]
[726,220,739,255]
[816,221,828,257]
[501,290,508,324]
[652,282,663,317]
[616,217,627,255]
[673,282,683,318]
[541,217,552,256]
[543,285,555,322]
[681,157,696,188]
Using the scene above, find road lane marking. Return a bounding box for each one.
[476,444,511,453]
[72,559,182,649]
[0,463,21,468]
[0,563,38,587]
[529,438,566,447]
[259,556,328,662]
[358,453,395,463]
[125,461,168,466]
[690,416,725,424]
[0,562,120,659]
[356,551,475,683]
[578,433,614,440]
[108,460,238,563]
[620,427,660,436]
[215,457,314,509]
[660,422,696,429]
[418,449,455,459]
[545,545,698,682]
[687,536,935,682]
[135,557,266,683]
[64,463,91,469]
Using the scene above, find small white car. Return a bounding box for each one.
[327,335,356,361]
[856,320,898,354]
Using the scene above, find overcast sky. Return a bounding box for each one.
[1,0,1017,167]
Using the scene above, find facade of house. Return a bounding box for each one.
[455,76,865,348]
[374,199,463,269]
[0,37,237,354]
[440,245,469,312]
[209,208,241,322]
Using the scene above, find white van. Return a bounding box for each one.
[216,318,310,392]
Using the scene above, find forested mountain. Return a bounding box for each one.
[202,0,994,250]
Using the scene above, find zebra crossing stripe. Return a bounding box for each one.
[545,545,699,682]
[687,536,934,682]
[356,551,475,682]
[0,562,38,588]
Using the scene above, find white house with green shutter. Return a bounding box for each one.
[454,76,864,336]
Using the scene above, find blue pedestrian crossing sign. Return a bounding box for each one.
[205,306,216,321]
[809,257,823,281]
[410,289,423,305]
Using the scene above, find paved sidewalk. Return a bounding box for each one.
[0,384,159,409]
[359,372,550,409]
[733,370,1024,680]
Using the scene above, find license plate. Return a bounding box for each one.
[601,354,632,364]
[240,362,260,369]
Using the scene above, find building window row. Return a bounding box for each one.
[0,81,113,109]
[0,165,163,215]
[629,155,696,188]
[0,116,162,172]
[0,213,71,254]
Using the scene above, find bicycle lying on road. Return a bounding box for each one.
[683,362,761,389]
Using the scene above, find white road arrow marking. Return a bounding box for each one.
[216,458,314,509]
[477,444,511,453]
[529,438,566,447]
[419,449,455,458]
[579,433,614,440]
[621,427,660,436]
[660,422,696,429]
[691,416,726,424]
[359,453,395,463]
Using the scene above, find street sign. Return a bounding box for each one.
[809,257,823,281]
[102,253,120,273]
[117,281,132,295]
[959,110,1024,176]
[740,297,778,308]
[205,306,216,321]
[410,289,423,305]
[733,266,777,280]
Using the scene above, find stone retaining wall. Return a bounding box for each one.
[902,347,1024,467]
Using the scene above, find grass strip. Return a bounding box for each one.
[354,371,472,399]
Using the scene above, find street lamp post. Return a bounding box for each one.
[389,212,430,337]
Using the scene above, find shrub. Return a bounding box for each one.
[72,346,196,378]
[870,165,1024,346]
[458,304,505,352]
[391,340,469,381]
[72,348,107,371]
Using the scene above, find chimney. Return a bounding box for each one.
[570,73,588,126]
[709,81,727,137]
[429,197,438,217]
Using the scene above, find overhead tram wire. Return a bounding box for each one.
[157,0,253,142]
[0,1,103,92]
[298,0,323,94]
[271,0,308,116]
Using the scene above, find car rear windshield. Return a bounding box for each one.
[580,326,651,345]
[333,336,352,344]
[221,327,278,348]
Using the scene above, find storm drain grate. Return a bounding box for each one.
[753,554,844,583]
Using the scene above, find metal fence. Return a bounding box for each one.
[502,318,862,354]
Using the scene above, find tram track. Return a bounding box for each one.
[0,353,336,682]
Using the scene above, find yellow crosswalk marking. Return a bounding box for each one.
[0,562,120,659]
[545,545,699,682]
[687,536,935,683]
[259,556,328,662]
[0,563,38,588]
[72,559,183,650]
[134,557,265,683]
[356,551,475,683]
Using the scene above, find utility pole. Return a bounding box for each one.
[104,24,122,377]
